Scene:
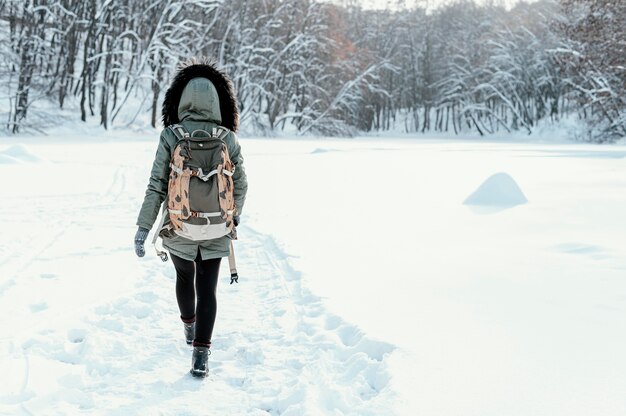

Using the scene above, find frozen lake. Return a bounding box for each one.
[1,133,625,415]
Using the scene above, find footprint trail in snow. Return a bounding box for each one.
[0,142,396,415]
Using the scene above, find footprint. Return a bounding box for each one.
[135,291,158,303]
[273,308,286,317]
[353,338,395,362]
[304,304,323,318]
[334,330,395,362]
[237,347,265,365]
[129,304,151,319]
[555,243,604,255]
[337,325,363,347]
[109,300,152,319]
[56,388,94,409]
[68,328,86,343]
[96,319,124,332]
[324,315,342,330]
[555,243,615,261]
[29,302,48,312]
[40,273,58,279]
[363,365,392,392]
[94,304,112,315]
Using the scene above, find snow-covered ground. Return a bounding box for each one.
[1,132,625,415]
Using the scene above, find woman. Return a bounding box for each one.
[133,58,248,378]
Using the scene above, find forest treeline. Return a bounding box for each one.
[1,0,624,141]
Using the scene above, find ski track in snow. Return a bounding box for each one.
[0,144,396,415]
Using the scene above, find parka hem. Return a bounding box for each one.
[163,242,230,262]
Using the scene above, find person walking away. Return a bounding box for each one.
[133,57,248,378]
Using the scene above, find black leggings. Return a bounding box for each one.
[170,251,221,345]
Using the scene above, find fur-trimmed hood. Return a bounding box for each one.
[162,58,239,132]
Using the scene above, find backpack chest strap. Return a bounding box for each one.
[169,164,234,180]
[167,208,234,217]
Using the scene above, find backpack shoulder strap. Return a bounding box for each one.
[168,124,190,141]
[211,126,230,141]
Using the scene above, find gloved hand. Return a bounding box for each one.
[134,227,149,257]
[233,215,240,227]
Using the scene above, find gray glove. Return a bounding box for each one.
[233,215,240,227]
[134,227,149,257]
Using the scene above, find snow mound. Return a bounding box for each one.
[464,172,527,207]
[0,144,44,164]
[0,154,19,164]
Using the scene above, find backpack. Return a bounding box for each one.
[156,124,237,243]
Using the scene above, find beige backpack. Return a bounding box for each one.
[153,124,237,262]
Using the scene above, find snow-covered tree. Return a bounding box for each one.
[556,0,626,141]
[0,0,622,140]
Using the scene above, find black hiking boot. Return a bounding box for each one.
[190,346,210,378]
[184,322,195,345]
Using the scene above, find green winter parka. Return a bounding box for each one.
[136,60,248,261]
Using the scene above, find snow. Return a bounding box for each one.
[1,132,626,415]
[463,172,528,209]
[0,144,46,164]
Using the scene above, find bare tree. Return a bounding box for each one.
[0,0,621,140]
